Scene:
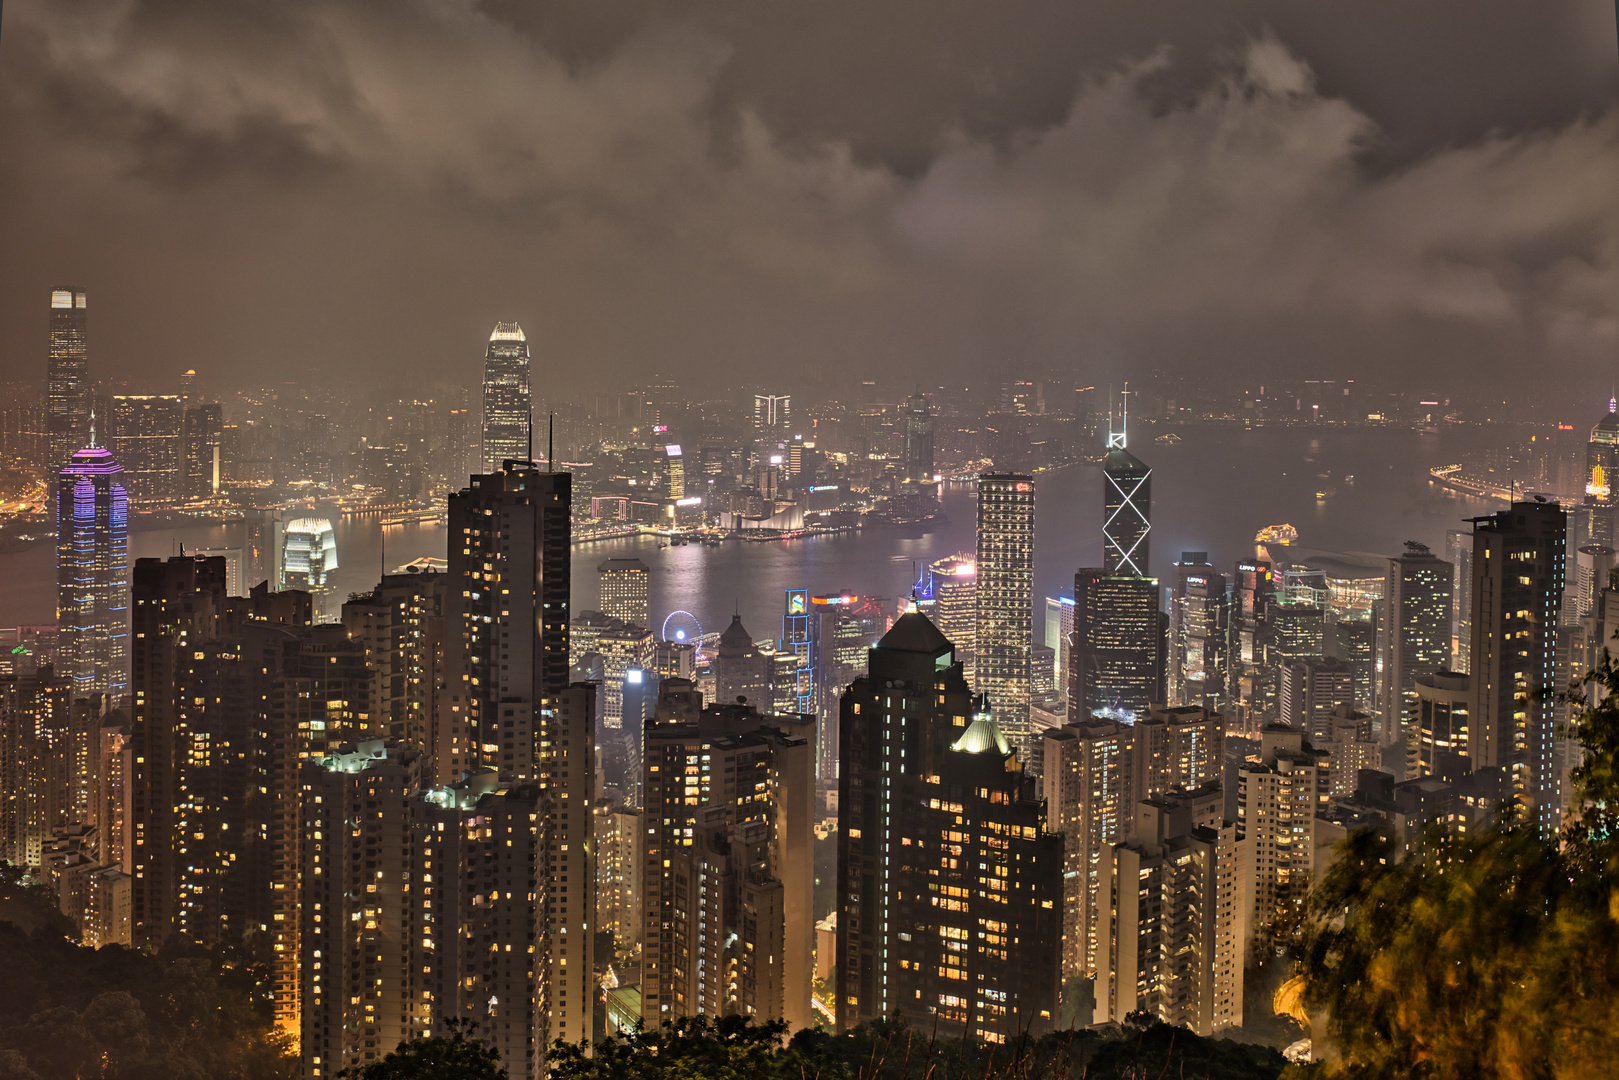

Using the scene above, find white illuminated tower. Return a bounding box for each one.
[482,323,532,472]
[1103,393,1152,577]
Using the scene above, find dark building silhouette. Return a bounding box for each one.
[836,613,1061,1043]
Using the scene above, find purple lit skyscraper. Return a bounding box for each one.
[56,446,130,698]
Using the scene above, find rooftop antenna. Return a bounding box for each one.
[88,405,98,449]
[526,414,533,466]
[548,412,555,473]
[1107,383,1129,450]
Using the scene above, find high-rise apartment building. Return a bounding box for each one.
[1379,543,1453,750]
[47,288,90,470]
[598,557,651,628]
[640,687,815,1031]
[56,447,130,700]
[1236,725,1327,958]
[1069,570,1162,722]
[836,614,1062,1042]
[1467,501,1566,833]
[0,669,74,869]
[1169,554,1226,708]
[445,460,594,1049]
[1096,784,1242,1035]
[481,323,532,472]
[1042,718,1132,999]
[341,572,454,770]
[301,745,578,1080]
[1411,670,1470,778]
[129,555,231,948]
[1279,656,1355,742]
[106,395,183,507]
[975,474,1034,744]
[1103,442,1151,577]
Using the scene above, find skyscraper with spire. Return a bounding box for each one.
[481,322,532,473]
[47,288,91,471]
[56,444,130,698]
[1103,396,1152,577]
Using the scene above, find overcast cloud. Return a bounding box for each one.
[0,0,1615,399]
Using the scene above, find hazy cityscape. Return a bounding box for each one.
[2,4,1618,1080]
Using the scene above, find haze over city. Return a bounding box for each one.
[2,5,1619,1080]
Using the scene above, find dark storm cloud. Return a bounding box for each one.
[0,0,1615,398]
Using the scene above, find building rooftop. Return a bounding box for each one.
[876,610,952,655]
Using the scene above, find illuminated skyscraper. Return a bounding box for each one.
[281,518,338,619]
[1103,427,1151,577]
[47,288,91,470]
[183,403,224,499]
[921,554,977,679]
[56,446,130,699]
[1467,501,1566,834]
[106,395,184,507]
[782,590,813,713]
[1168,553,1226,708]
[481,323,532,472]
[1069,570,1161,722]
[1379,543,1452,752]
[754,394,790,432]
[598,557,651,628]
[902,393,935,481]
[975,473,1035,744]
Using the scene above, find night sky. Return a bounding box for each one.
[1,1,1616,397]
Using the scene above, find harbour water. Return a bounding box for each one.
[0,424,1519,642]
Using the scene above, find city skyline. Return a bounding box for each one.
[2,5,1619,1078]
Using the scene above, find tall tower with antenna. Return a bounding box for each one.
[1103,385,1152,577]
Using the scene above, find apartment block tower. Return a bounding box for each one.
[975,474,1035,745]
[639,686,815,1031]
[482,323,532,472]
[446,460,594,1049]
[1096,784,1243,1035]
[1467,501,1566,834]
[836,614,1062,1043]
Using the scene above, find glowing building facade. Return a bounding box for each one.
[56,446,130,699]
[975,474,1035,745]
[481,323,532,472]
[47,288,91,470]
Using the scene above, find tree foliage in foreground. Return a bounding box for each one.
[338,1020,507,1080]
[0,923,295,1080]
[543,1012,1283,1080]
[1294,650,1619,1079]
